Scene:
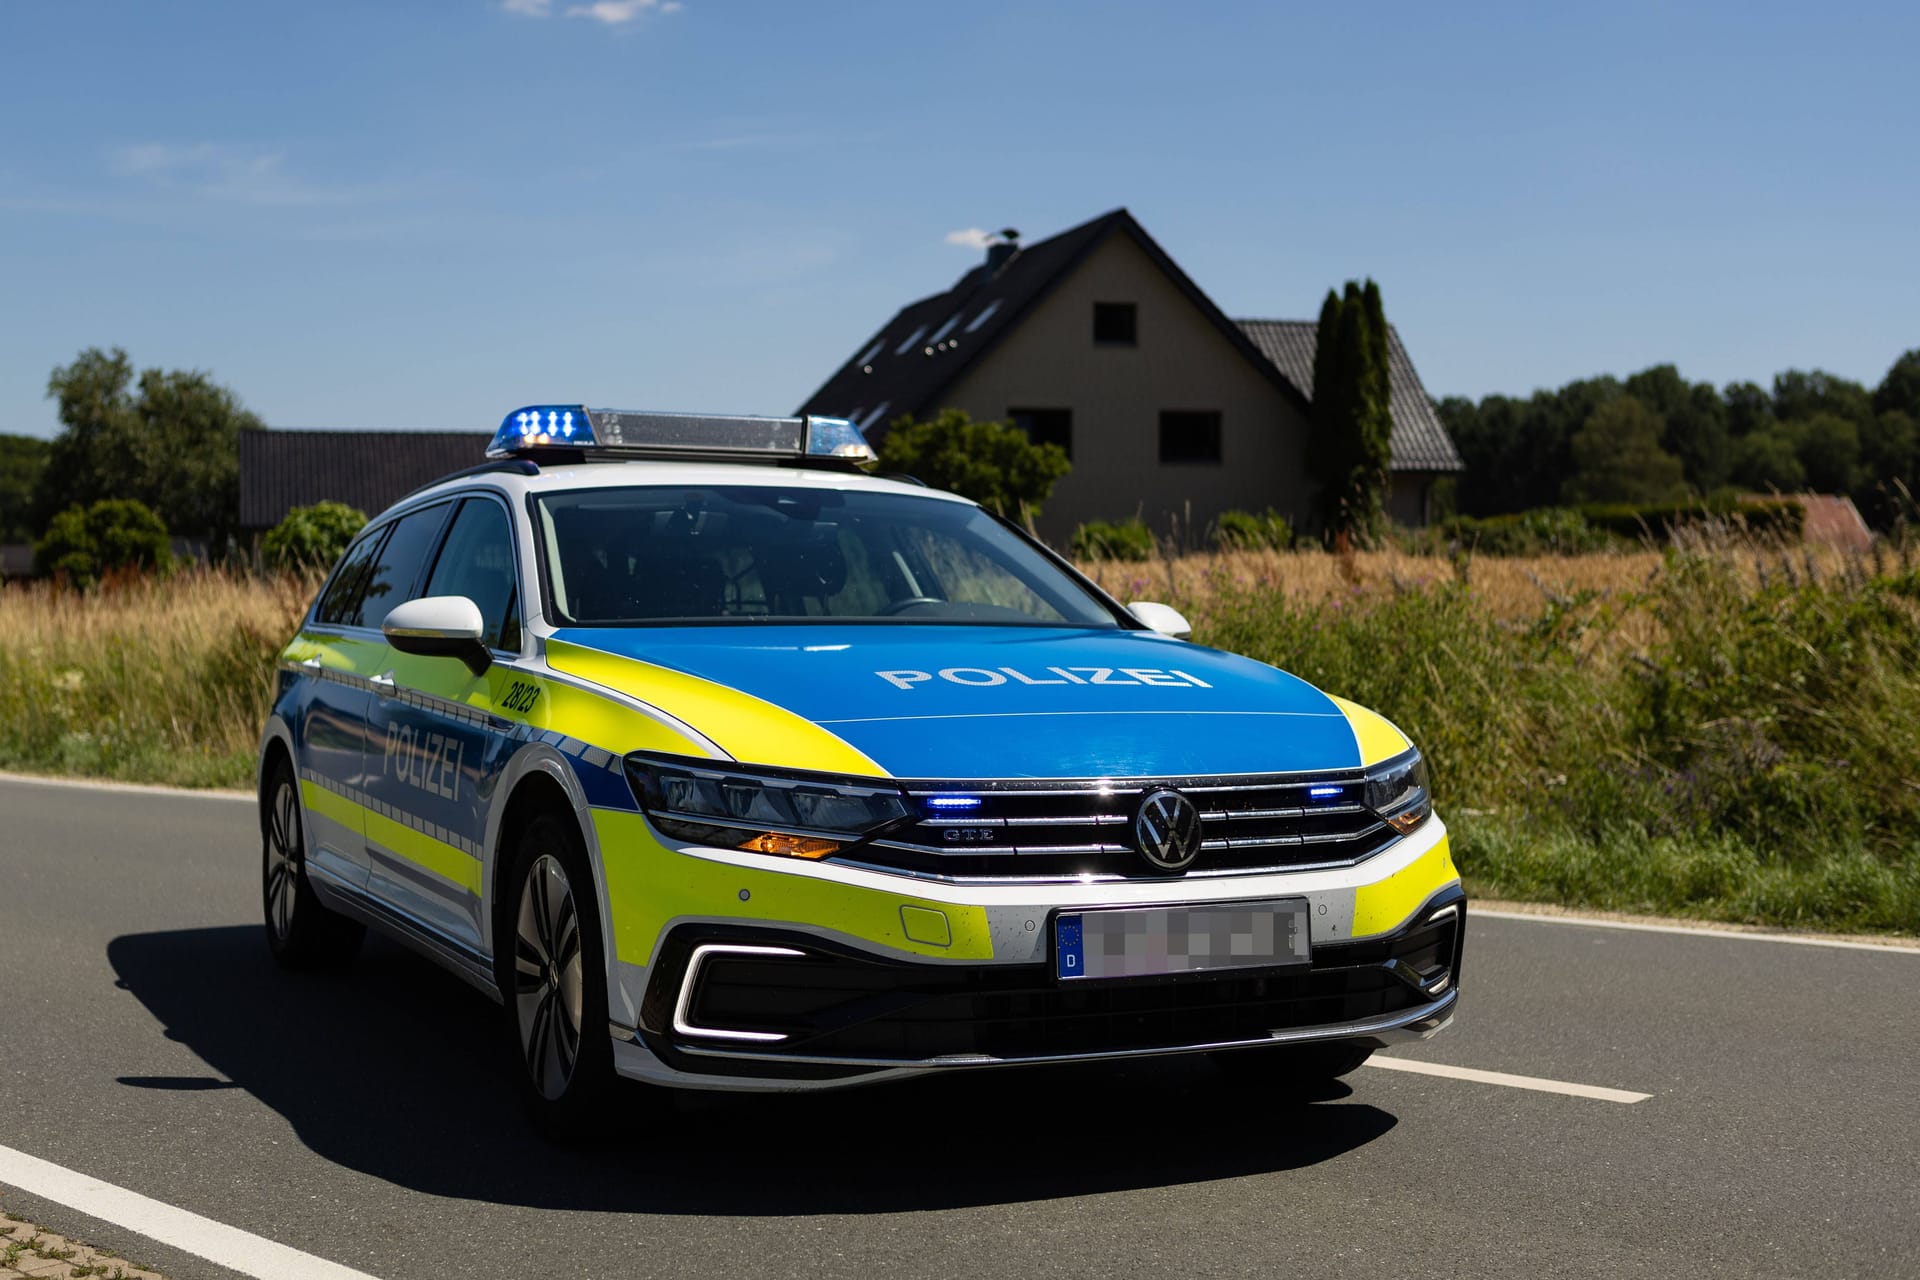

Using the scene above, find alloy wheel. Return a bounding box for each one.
[514,854,584,1099]
[264,779,299,940]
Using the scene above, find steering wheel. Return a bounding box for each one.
[878,596,943,616]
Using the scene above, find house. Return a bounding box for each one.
[238,429,491,538]
[797,208,1463,539]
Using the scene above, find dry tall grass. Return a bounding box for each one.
[0,568,317,787]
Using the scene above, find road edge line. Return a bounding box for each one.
[0,1143,380,1280]
[1364,1056,1651,1103]
[1473,906,1920,954]
[0,771,253,802]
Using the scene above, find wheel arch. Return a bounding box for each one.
[484,743,615,996]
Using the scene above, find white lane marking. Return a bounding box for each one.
[0,1143,381,1280]
[1475,907,1920,955]
[1365,1055,1651,1104]
[0,771,252,802]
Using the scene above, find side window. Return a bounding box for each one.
[422,498,522,651]
[314,529,388,628]
[356,502,451,629]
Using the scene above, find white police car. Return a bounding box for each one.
[259,406,1462,1131]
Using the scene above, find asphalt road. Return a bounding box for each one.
[2,775,1916,1280]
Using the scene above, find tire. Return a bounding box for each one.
[261,755,365,969]
[497,811,617,1139]
[1210,1041,1374,1087]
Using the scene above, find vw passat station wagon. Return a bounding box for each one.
[258,406,1463,1132]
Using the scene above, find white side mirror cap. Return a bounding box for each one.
[382,596,490,674]
[1127,601,1192,640]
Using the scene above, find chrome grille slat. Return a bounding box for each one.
[838,773,1398,883]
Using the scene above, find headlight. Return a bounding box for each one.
[1363,749,1433,835]
[624,753,912,859]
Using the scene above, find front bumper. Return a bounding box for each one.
[618,887,1463,1087]
[593,810,1464,1091]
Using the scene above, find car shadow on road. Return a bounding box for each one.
[108,925,1398,1214]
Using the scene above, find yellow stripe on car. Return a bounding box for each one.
[1330,695,1413,766]
[593,810,994,963]
[548,638,887,776]
[1350,832,1460,938]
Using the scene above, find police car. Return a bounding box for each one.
[258,406,1463,1130]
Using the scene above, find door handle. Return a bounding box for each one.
[301,656,322,669]
[369,671,397,694]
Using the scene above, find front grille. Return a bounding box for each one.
[837,775,1398,882]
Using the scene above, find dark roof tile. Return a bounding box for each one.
[1237,319,1464,472]
[239,429,490,529]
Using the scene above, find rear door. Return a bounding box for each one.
[285,524,393,892]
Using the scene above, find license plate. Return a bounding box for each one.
[1055,899,1311,981]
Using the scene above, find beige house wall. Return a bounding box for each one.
[936,234,1316,543]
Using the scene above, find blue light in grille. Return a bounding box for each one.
[1308,785,1344,800]
[927,796,982,810]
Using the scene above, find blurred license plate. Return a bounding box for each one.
[1055,900,1311,981]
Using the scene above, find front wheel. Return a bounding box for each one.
[261,757,364,969]
[498,812,616,1138]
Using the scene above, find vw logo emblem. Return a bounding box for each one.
[1133,789,1202,872]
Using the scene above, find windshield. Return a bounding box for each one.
[535,485,1120,628]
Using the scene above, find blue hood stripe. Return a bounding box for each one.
[550,625,1362,779]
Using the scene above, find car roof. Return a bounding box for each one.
[382,458,975,523]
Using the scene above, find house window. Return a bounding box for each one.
[1010,408,1072,459]
[1158,410,1221,465]
[1093,302,1137,346]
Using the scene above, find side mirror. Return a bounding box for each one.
[1127,601,1192,640]
[382,596,492,676]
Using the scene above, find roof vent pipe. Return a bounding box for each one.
[985,228,1020,273]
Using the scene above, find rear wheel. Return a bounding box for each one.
[498,811,616,1139]
[1210,1041,1374,1087]
[261,756,364,969]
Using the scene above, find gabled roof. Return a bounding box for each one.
[239,429,490,530]
[796,207,1312,434]
[1238,319,1464,472]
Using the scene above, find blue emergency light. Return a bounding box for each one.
[488,405,875,467]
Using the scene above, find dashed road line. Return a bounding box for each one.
[0,1143,380,1280]
[1365,1055,1651,1103]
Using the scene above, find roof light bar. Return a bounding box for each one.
[488,406,876,468]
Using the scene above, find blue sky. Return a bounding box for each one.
[2,0,1914,438]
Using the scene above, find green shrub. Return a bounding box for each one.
[262,501,367,571]
[1436,507,1614,555]
[1069,518,1155,561]
[876,409,1071,517]
[33,498,172,587]
[1214,508,1294,551]
[1576,497,1804,543]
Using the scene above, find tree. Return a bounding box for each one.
[0,434,50,541]
[35,347,264,548]
[1772,369,1872,427]
[1625,365,1729,493]
[1787,413,1861,494]
[1874,349,1920,420]
[262,501,367,571]
[875,409,1070,518]
[1562,398,1687,504]
[33,498,172,587]
[1305,279,1393,541]
[1730,428,1806,492]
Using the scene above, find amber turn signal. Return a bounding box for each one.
[737,833,840,859]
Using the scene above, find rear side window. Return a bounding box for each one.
[422,498,521,651]
[314,529,387,628]
[355,503,451,630]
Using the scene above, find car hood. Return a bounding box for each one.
[547,625,1365,779]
